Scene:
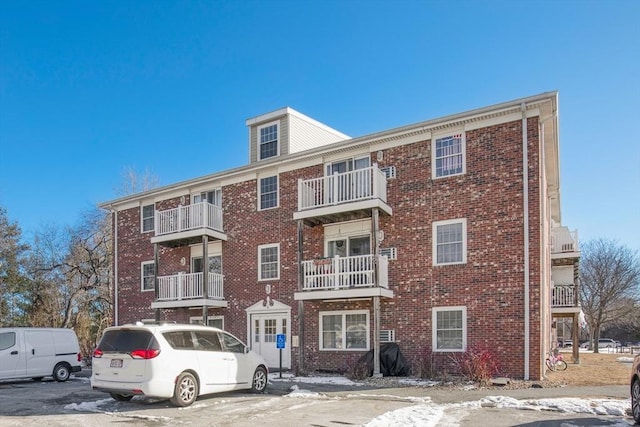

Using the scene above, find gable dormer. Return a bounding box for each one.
[246,107,350,163]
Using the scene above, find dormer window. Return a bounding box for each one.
[259,122,279,160]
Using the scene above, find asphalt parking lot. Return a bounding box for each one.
[0,369,634,426]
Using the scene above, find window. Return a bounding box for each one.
[220,331,245,353]
[259,175,278,210]
[141,204,155,233]
[192,256,222,275]
[258,122,278,160]
[258,244,279,280]
[433,219,467,265]
[190,316,224,329]
[193,189,221,206]
[0,332,16,351]
[433,133,465,178]
[432,306,467,352]
[141,261,155,291]
[320,310,369,350]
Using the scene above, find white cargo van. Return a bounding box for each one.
[0,327,82,381]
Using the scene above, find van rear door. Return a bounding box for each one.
[0,330,24,379]
[93,329,158,383]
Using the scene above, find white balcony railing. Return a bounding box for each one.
[551,284,577,307]
[157,272,224,301]
[297,165,388,211]
[155,202,223,236]
[301,254,389,291]
[551,227,579,254]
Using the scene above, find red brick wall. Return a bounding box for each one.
[113,117,544,379]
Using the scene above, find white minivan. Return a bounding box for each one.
[91,323,268,406]
[0,327,82,381]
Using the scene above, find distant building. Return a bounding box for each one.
[100,92,581,380]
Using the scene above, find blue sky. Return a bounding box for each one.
[1,0,638,252]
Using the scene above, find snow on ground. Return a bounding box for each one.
[269,374,631,427]
[67,374,632,426]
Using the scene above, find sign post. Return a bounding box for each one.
[276,334,286,378]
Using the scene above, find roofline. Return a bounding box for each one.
[99,91,559,210]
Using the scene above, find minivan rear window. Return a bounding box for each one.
[98,329,159,352]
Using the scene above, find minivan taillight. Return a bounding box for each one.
[77,352,82,362]
[130,349,161,359]
[93,348,104,358]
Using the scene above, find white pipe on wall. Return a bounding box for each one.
[521,103,530,380]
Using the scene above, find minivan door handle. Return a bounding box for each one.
[11,351,18,355]
[32,349,35,355]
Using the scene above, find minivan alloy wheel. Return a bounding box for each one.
[632,378,640,423]
[170,372,198,407]
[251,367,267,393]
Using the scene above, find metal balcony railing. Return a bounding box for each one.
[155,202,223,236]
[156,272,224,301]
[551,284,578,307]
[297,165,388,211]
[551,227,579,254]
[301,254,388,291]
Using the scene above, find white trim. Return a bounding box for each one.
[258,243,280,281]
[319,309,370,351]
[432,218,467,266]
[141,204,155,233]
[140,260,155,292]
[431,131,466,179]
[432,306,467,352]
[258,174,279,210]
[257,120,280,161]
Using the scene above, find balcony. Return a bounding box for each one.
[293,165,392,225]
[151,202,227,246]
[551,227,580,259]
[151,272,227,309]
[551,284,580,314]
[294,254,393,301]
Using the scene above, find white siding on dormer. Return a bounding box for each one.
[289,112,349,154]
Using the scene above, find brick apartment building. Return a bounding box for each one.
[100,91,581,380]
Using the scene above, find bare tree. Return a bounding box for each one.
[113,166,160,196]
[580,238,640,352]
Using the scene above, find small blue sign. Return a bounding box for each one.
[276,334,286,349]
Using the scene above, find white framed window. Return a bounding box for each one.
[432,218,467,266]
[258,243,280,281]
[320,310,369,351]
[141,204,155,233]
[190,316,224,329]
[141,261,155,292]
[192,189,222,206]
[432,133,465,178]
[259,175,278,210]
[258,121,279,160]
[432,306,467,352]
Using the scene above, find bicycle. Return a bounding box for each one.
[545,347,568,371]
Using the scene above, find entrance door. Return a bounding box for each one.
[251,314,290,369]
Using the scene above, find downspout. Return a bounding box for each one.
[521,103,530,380]
[113,208,119,326]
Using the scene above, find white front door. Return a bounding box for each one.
[251,314,290,369]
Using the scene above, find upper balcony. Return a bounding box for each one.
[293,165,392,226]
[551,227,580,260]
[294,254,394,301]
[151,202,227,247]
[151,272,227,309]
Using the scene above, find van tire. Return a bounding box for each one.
[251,367,268,393]
[53,363,71,382]
[170,372,198,407]
[110,393,134,402]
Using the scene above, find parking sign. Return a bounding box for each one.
[276,334,286,349]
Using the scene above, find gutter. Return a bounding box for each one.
[522,103,530,380]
